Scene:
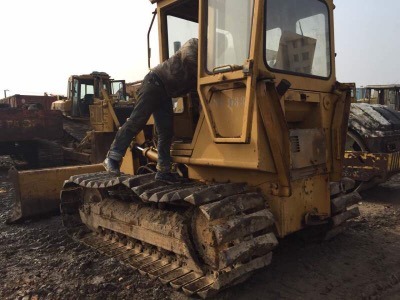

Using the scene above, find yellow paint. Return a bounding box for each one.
[149,0,344,238]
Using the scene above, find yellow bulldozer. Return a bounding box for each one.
[7,72,139,222]
[55,0,360,297]
[52,71,136,165]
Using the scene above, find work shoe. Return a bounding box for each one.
[155,171,181,184]
[103,157,121,176]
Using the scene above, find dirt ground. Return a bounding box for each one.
[1,170,400,300]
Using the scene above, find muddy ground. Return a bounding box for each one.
[1,170,400,300]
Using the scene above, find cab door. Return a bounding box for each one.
[111,80,126,100]
[198,0,258,144]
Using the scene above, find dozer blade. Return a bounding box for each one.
[7,164,104,223]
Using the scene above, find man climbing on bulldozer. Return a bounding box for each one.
[103,38,198,182]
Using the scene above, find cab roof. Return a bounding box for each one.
[366,85,400,90]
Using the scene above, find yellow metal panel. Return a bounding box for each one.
[188,166,276,190]
[267,174,331,237]
[208,87,246,138]
[189,100,276,172]
[188,166,329,238]
[8,164,105,222]
[121,149,135,175]
[284,90,321,103]
[51,99,72,114]
[89,104,114,132]
[171,149,192,157]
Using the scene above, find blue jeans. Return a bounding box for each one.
[108,72,173,172]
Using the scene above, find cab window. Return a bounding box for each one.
[207,0,254,72]
[167,16,198,57]
[265,0,331,78]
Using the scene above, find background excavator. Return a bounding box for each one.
[58,0,360,298]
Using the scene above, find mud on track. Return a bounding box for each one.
[1,170,400,300]
[0,172,172,300]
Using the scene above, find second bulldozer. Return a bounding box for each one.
[59,0,360,298]
[52,71,135,164]
[7,73,136,222]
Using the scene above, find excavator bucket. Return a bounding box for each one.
[7,164,105,223]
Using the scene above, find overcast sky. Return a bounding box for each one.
[335,0,400,86]
[0,0,399,96]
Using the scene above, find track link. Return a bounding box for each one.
[60,172,278,298]
[62,118,91,142]
[325,179,362,240]
[36,139,64,168]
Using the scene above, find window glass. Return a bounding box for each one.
[386,89,396,107]
[80,84,94,98]
[167,15,198,57]
[73,80,79,99]
[111,81,125,100]
[371,89,379,103]
[207,0,254,71]
[149,16,160,68]
[173,97,185,113]
[265,27,282,66]
[356,88,367,101]
[265,0,331,77]
[68,81,72,99]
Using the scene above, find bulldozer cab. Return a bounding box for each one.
[67,71,127,118]
[359,85,400,110]
[148,0,350,237]
[148,1,200,142]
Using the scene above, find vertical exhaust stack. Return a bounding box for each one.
[7,164,105,223]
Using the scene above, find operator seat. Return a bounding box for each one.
[79,93,94,117]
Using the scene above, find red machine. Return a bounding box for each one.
[0,94,58,110]
[0,96,64,168]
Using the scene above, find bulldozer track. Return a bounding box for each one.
[63,118,91,142]
[325,180,362,240]
[60,172,278,298]
[35,139,64,168]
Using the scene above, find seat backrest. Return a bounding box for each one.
[83,93,94,105]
